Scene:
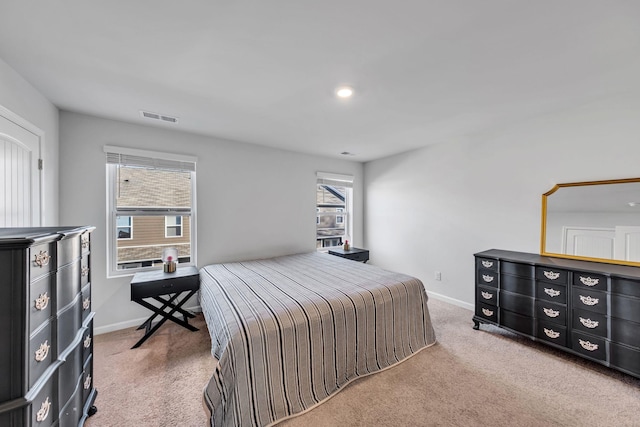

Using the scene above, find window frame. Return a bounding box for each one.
[316,172,353,251]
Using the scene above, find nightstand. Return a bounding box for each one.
[328,247,369,263]
[130,266,200,348]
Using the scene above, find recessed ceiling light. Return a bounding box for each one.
[336,86,353,98]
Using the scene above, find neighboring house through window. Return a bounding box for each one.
[105,146,197,276]
[316,172,353,249]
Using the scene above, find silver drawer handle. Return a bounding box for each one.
[579,339,599,351]
[83,297,91,310]
[84,335,92,348]
[36,397,51,422]
[84,374,92,390]
[482,308,494,316]
[542,308,560,318]
[82,265,90,277]
[481,291,493,300]
[544,328,560,339]
[35,340,50,362]
[482,274,494,283]
[481,260,494,268]
[34,292,50,311]
[81,236,90,249]
[543,271,560,280]
[579,295,599,306]
[544,288,561,297]
[33,250,51,268]
[579,276,599,287]
[579,317,599,329]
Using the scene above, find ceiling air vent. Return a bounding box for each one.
[140,110,179,124]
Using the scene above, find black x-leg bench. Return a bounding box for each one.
[130,266,200,349]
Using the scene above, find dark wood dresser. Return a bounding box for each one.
[0,227,97,426]
[474,249,640,379]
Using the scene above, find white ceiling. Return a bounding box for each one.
[1,1,639,162]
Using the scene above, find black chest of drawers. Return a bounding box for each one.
[474,249,640,379]
[0,227,97,426]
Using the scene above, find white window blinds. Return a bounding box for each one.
[316,171,353,188]
[104,145,196,172]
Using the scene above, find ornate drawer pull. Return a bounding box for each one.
[482,274,494,283]
[579,295,599,306]
[543,308,560,318]
[34,340,50,362]
[481,260,494,268]
[481,291,493,300]
[579,317,599,329]
[544,288,561,297]
[36,397,51,422]
[82,266,90,277]
[83,297,91,310]
[579,276,600,287]
[84,374,92,390]
[579,339,599,351]
[33,251,51,268]
[544,328,560,338]
[543,271,560,280]
[81,236,90,249]
[34,292,50,310]
[482,308,494,316]
[84,335,92,348]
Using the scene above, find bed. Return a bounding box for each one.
[200,252,436,427]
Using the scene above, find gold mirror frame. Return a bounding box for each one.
[541,177,640,267]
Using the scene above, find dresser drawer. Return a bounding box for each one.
[572,272,607,291]
[501,261,534,278]
[29,321,54,388]
[475,302,497,323]
[58,235,81,267]
[476,286,497,306]
[501,275,534,296]
[81,283,92,322]
[476,269,498,288]
[500,309,534,336]
[535,267,568,285]
[476,257,497,272]
[82,323,93,364]
[80,231,91,255]
[59,339,83,406]
[572,288,607,314]
[500,291,534,317]
[30,275,53,333]
[81,254,90,288]
[58,376,83,427]
[572,309,607,337]
[535,281,567,304]
[57,261,81,310]
[611,277,640,298]
[611,294,640,323]
[29,242,54,281]
[536,301,566,326]
[31,372,58,427]
[537,321,568,347]
[82,355,94,407]
[611,317,640,348]
[58,296,82,353]
[610,342,640,375]
[571,332,606,361]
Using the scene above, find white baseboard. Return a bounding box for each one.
[94,305,202,335]
[427,291,473,311]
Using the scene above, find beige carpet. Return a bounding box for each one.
[86,298,640,427]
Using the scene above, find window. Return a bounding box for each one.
[316,172,353,250]
[105,146,197,276]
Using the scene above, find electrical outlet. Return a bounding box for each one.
[435,271,442,281]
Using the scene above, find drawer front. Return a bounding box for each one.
[536,301,566,326]
[31,372,58,427]
[571,332,606,361]
[58,297,82,353]
[82,355,94,407]
[572,272,607,291]
[611,277,640,298]
[81,254,90,287]
[131,274,199,299]
[81,283,92,322]
[59,340,83,406]
[30,275,54,333]
[476,285,497,307]
[30,242,54,281]
[537,321,568,347]
[610,342,640,376]
[58,377,83,427]
[29,321,54,388]
[476,269,498,288]
[572,288,607,315]
[500,291,534,317]
[501,261,534,278]
[82,322,93,364]
[348,251,369,262]
[57,261,81,310]
[475,302,498,323]
[611,294,640,324]
[58,235,81,267]
[81,231,91,255]
[611,317,640,348]
[501,275,534,296]
[535,282,567,304]
[572,309,607,337]
[476,257,498,272]
[535,267,568,285]
[500,309,534,336]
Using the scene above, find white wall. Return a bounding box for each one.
[58,111,363,332]
[364,92,640,309]
[0,58,59,224]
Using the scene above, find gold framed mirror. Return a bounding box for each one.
[541,177,640,267]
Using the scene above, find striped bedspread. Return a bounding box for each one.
[200,252,436,427]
